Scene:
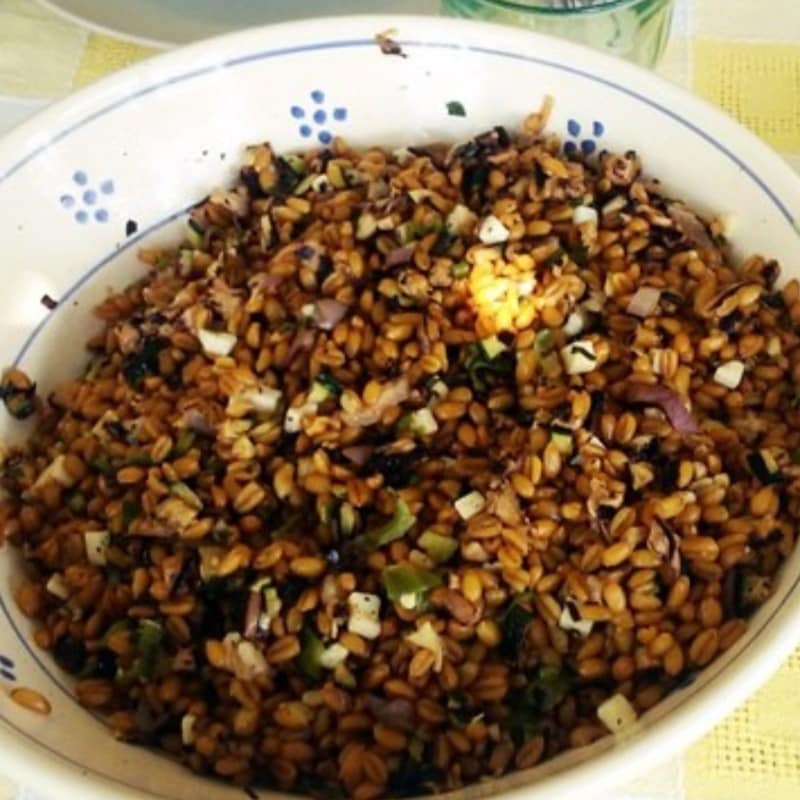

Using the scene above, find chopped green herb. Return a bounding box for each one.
[387,755,442,798]
[570,344,597,361]
[446,100,466,117]
[506,666,572,745]
[567,244,589,266]
[67,491,87,515]
[500,596,535,659]
[746,451,782,485]
[461,341,514,393]
[0,376,37,420]
[122,336,167,390]
[91,453,114,477]
[117,619,164,683]
[735,569,772,616]
[297,626,325,682]
[314,370,342,397]
[121,500,141,529]
[462,164,488,197]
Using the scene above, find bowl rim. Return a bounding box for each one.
[1,13,800,800]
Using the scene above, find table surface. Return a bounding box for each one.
[0,1,799,799]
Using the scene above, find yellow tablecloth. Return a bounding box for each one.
[0,1,799,799]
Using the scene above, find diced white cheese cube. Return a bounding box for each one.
[284,401,317,433]
[597,693,638,733]
[478,215,510,245]
[227,386,282,417]
[573,205,599,226]
[626,287,661,318]
[561,340,597,375]
[516,278,536,296]
[33,454,74,491]
[455,491,486,520]
[198,329,237,358]
[559,604,593,637]
[408,407,438,436]
[347,592,382,640]
[766,336,782,357]
[408,189,433,203]
[320,643,349,670]
[446,204,477,235]
[45,573,69,600]
[84,530,110,566]
[713,360,745,389]
[181,714,197,746]
[563,309,589,338]
[399,593,418,610]
[247,386,282,414]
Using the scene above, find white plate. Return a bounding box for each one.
[1,13,800,800]
[38,0,439,47]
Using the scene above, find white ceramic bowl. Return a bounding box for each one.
[2,15,800,800]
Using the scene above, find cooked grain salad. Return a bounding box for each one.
[1,103,798,798]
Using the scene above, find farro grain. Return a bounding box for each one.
[10,686,51,715]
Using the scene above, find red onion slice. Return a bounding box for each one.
[243,590,262,640]
[342,445,374,467]
[626,287,661,318]
[385,244,416,267]
[286,328,316,364]
[316,298,349,331]
[627,382,700,434]
[181,408,215,436]
[667,203,714,250]
[365,695,415,732]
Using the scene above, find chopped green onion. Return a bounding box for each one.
[480,335,508,360]
[454,490,485,520]
[382,564,442,609]
[170,482,203,510]
[355,499,417,551]
[418,530,459,563]
[550,427,573,456]
[171,429,196,458]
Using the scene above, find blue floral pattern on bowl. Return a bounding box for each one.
[564,119,606,156]
[0,654,15,682]
[60,171,115,224]
[290,90,348,145]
